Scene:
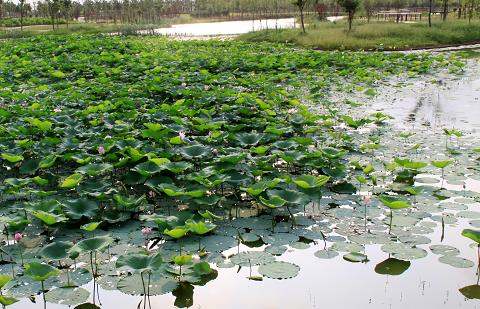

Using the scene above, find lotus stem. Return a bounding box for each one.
[147,272,152,309]
[389,210,393,235]
[89,252,95,277]
[441,217,445,242]
[286,205,296,228]
[477,244,480,285]
[364,203,367,233]
[96,278,102,305]
[41,280,46,303]
[141,272,146,309]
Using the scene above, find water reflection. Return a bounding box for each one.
[370,58,480,135]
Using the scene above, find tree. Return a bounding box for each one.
[337,0,360,31]
[428,0,433,27]
[62,0,72,28]
[363,0,376,23]
[442,0,449,21]
[20,0,25,30]
[292,0,314,33]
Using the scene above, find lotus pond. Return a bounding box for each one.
[0,36,480,309]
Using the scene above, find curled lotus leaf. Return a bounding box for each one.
[116,253,164,273]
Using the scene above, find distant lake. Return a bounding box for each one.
[150,18,297,36]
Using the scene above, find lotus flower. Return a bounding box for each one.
[179,131,186,141]
[97,146,105,155]
[363,195,372,205]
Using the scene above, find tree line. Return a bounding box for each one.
[0,0,479,31]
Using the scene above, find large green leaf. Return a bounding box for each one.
[379,195,411,210]
[116,253,163,273]
[63,199,98,220]
[74,235,114,253]
[40,241,73,260]
[462,229,480,243]
[292,175,330,189]
[24,262,61,281]
[60,173,84,189]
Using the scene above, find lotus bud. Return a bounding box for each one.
[14,232,23,242]
[212,149,219,155]
[148,190,156,198]
[141,227,153,237]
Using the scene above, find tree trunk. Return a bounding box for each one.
[348,11,353,31]
[442,0,448,21]
[428,0,432,27]
[20,0,24,31]
[300,7,305,33]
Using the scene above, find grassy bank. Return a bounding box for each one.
[239,19,480,50]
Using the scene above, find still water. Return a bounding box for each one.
[150,18,296,37]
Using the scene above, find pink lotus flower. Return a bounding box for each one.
[363,195,372,205]
[212,149,219,155]
[180,82,187,88]
[288,108,298,114]
[141,227,153,237]
[53,107,62,113]
[179,131,186,141]
[14,232,23,242]
[97,146,105,155]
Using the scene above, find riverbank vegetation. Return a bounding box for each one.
[239,18,480,50]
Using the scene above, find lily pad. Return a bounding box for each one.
[438,256,474,268]
[230,251,275,267]
[258,261,300,279]
[45,287,90,306]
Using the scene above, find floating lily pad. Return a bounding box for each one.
[343,252,368,263]
[45,287,90,306]
[290,242,310,250]
[258,261,300,279]
[438,256,474,268]
[331,242,364,252]
[230,251,275,267]
[262,233,299,246]
[117,274,178,296]
[264,245,288,255]
[314,249,339,259]
[429,245,460,256]
[459,285,480,299]
[375,258,410,275]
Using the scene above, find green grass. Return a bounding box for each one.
[239,19,480,50]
